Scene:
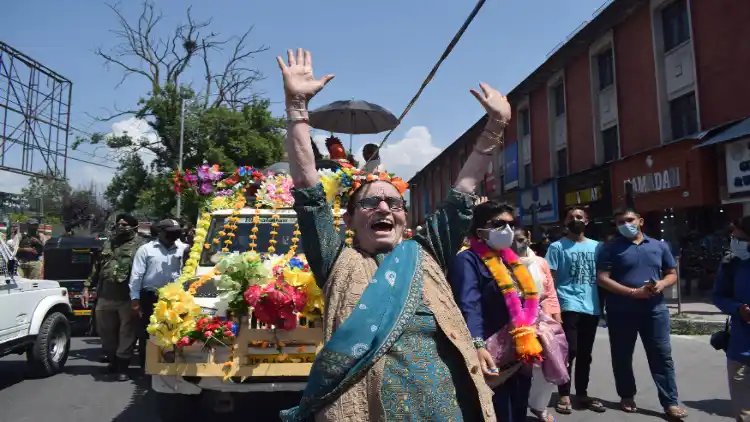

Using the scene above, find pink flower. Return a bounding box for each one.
[244,285,262,306]
[224,330,234,337]
[177,336,193,347]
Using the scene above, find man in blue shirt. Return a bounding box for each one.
[712,216,750,421]
[129,219,186,369]
[596,208,686,419]
[545,206,605,414]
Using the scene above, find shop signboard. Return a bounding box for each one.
[518,180,558,225]
[623,155,681,195]
[503,141,519,190]
[565,186,603,206]
[725,138,750,195]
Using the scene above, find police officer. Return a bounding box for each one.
[17,218,43,279]
[83,214,144,381]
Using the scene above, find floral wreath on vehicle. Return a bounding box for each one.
[148,137,410,370]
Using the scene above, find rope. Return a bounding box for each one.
[366,0,488,165]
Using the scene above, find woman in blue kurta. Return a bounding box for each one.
[277,48,512,422]
[449,201,536,422]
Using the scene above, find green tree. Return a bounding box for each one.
[20,173,72,219]
[73,2,284,219]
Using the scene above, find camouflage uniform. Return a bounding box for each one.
[17,233,43,279]
[85,233,145,370]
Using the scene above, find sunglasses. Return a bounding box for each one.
[486,219,513,229]
[358,196,405,211]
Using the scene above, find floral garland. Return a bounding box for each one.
[470,238,543,363]
[147,282,202,348]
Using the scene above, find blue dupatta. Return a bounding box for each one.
[280,240,423,422]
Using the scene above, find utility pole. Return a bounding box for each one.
[176,98,186,218]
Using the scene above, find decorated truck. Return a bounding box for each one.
[145,140,408,419]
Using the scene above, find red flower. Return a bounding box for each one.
[244,285,262,307]
[177,336,193,347]
[203,331,213,339]
[224,330,234,338]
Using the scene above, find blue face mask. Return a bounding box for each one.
[618,222,639,239]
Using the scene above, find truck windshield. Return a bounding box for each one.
[199,215,346,266]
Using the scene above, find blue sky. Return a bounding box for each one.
[0,0,609,194]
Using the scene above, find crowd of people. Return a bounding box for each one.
[82,217,189,381]
[4,46,750,422]
[275,48,695,422]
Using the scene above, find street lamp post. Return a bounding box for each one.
[176,98,186,218]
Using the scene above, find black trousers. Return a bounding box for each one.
[138,290,158,369]
[559,311,600,397]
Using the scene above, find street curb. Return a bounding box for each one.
[670,317,725,335]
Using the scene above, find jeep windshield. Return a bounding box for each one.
[199,214,346,266]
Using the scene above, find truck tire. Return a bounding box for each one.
[156,392,202,422]
[27,312,71,377]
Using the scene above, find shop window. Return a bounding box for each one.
[597,48,614,90]
[669,91,698,140]
[519,108,531,136]
[602,125,619,162]
[552,83,565,117]
[662,0,690,52]
[523,163,532,187]
[556,148,568,176]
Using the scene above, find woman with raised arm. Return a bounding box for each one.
[278,48,509,422]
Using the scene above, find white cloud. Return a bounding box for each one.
[110,117,158,167]
[312,126,442,182]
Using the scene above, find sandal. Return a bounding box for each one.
[665,405,688,419]
[530,409,555,422]
[620,399,637,413]
[555,397,572,415]
[578,396,606,413]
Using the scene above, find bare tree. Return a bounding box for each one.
[96,1,267,116]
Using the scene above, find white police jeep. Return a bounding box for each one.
[0,240,73,377]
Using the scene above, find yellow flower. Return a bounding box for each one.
[284,268,315,288]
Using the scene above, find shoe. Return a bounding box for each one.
[114,358,130,382]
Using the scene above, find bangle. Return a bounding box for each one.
[473,145,496,156]
[285,108,308,113]
[492,118,509,127]
[286,116,309,123]
[472,337,486,349]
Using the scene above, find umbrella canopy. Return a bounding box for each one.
[309,100,399,135]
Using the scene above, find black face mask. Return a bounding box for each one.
[567,220,586,235]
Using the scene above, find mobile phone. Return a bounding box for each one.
[645,279,657,288]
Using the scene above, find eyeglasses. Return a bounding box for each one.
[487,219,513,230]
[358,196,405,211]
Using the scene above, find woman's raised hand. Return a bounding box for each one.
[470,82,511,124]
[277,48,335,104]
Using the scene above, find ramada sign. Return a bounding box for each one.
[624,167,681,194]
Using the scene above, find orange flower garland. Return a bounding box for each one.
[268,210,280,254]
[333,196,342,232]
[249,205,261,251]
[471,238,543,363]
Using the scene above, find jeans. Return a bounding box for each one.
[559,311,599,397]
[493,370,531,422]
[728,359,750,421]
[607,306,679,408]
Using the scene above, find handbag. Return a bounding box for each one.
[484,312,570,388]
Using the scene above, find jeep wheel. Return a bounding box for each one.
[156,392,202,422]
[27,312,71,377]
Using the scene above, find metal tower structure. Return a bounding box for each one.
[0,41,72,181]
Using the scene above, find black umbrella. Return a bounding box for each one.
[309,100,399,152]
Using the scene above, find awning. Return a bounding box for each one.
[693,117,750,148]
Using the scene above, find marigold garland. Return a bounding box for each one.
[268,211,280,254]
[333,196,342,232]
[285,223,301,260]
[470,238,543,363]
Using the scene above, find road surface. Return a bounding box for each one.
[0,329,733,422]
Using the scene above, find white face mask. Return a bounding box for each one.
[731,238,750,260]
[485,225,514,251]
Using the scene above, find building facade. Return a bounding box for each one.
[409,0,750,294]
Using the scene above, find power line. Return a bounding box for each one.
[369,0,488,163]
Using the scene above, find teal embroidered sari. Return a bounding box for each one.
[281,184,477,422]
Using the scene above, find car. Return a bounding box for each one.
[0,251,73,377]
